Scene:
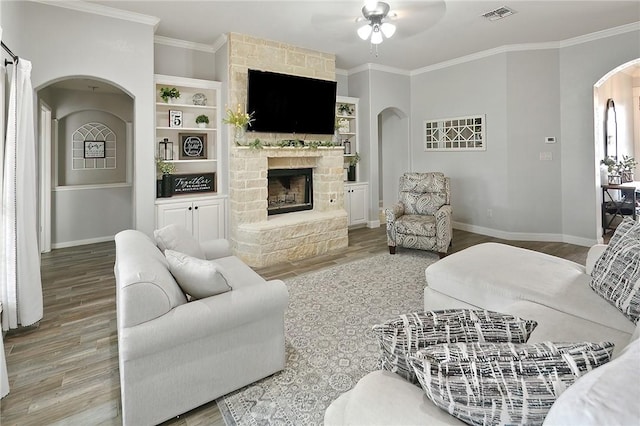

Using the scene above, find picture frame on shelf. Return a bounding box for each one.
[169,110,183,128]
[179,133,207,160]
[84,140,105,159]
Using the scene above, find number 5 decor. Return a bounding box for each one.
[169,110,183,128]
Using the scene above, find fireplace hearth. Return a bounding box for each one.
[267,168,313,215]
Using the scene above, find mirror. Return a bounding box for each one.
[605,98,617,159]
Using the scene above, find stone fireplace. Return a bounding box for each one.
[230,147,347,268]
[226,33,345,267]
[268,168,313,215]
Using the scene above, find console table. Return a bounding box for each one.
[602,182,639,236]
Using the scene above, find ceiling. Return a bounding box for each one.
[81,0,640,71]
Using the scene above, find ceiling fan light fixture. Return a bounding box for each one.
[357,24,373,40]
[380,22,396,38]
[356,1,396,49]
[370,27,383,45]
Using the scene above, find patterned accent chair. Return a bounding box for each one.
[385,172,452,257]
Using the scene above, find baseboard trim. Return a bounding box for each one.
[52,235,115,249]
[453,222,597,247]
[368,219,381,228]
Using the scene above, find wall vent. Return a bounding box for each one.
[481,6,516,21]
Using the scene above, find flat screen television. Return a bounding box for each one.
[247,69,337,135]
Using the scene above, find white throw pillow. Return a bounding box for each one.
[154,224,205,259]
[165,250,231,299]
[543,339,640,426]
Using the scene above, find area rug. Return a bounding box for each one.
[217,250,438,425]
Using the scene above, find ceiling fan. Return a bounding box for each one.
[356,1,398,45]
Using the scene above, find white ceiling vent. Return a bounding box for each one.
[481,6,516,21]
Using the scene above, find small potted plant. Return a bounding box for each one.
[337,103,353,116]
[159,87,180,103]
[618,155,637,183]
[156,158,176,197]
[195,114,209,128]
[347,152,360,182]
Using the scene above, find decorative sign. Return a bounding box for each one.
[179,133,207,160]
[172,173,215,194]
[169,110,183,128]
[84,140,106,158]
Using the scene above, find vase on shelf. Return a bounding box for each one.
[160,174,173,197]
[347,165,356,182]
[198,123,207,129]
[234,126,247,145]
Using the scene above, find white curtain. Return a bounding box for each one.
[1,51,43,333]
[0,25,9,399]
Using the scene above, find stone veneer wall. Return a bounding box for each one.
[227,34,346,267]
[231,147,347,267]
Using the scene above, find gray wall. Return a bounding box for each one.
[155,43,216,80]
[1,1,156,236]
[559,30,640,244]
[349,68,411,223]
[411,54,509,231]
[404,29,639,245]
[58,110,127,186]
[505,50,562,235]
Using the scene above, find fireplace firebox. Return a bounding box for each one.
[267,168,313,215]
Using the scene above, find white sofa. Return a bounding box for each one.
[114,229,289,426]
[325,242,639,425]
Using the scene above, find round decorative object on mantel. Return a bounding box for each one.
[192,93,207,106]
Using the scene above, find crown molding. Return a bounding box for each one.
[34,1,160,29]
[558,21,640,48]
[411,21,640,76]
[346,63,411,77]
[212,34,229,54]
[154,36,214,53]
[335,68,349,76]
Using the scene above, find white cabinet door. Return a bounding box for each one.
[156,201,194,232]
[193,198,225,241]
[156,198,226,242]
[344,183,368,226]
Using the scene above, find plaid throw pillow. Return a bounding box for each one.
[409,341,614,426]
[590,218,640,323]
[372,309,538,383]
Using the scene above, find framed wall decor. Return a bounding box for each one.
[169,110,183,128]
[424,114,486,151]
[179,133,207,160]
[84,140,106,158]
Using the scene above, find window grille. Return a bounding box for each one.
[72,122,116,169]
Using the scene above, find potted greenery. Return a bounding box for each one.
[156,158,176,197]
[222,104,255,145]
[159,87,180,103]
[618,155,637,183]
[601,155,637,184]
[347,152,360,182]
[337,103,353,116]
[195,114,209,128]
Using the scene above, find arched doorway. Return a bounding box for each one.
[593,58,640,241]
[37,77,134,251]
[378,107,409,217]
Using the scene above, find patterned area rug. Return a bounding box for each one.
[217,250,438,425]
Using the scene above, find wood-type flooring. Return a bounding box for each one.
[0,227,590,425]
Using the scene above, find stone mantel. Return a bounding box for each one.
[230,146,348,267]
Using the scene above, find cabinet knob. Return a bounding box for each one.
[194,206,199,210]
[188,207,192,211]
